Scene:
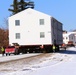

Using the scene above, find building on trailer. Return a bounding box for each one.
[8,8,63,53]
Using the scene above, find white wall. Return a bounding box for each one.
[9,8,63,46]
[9,8,52,45]
[63,34,69,44]
[63,32,76,45]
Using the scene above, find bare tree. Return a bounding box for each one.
[0,28,9,47]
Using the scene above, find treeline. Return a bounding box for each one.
[0,28,9,47]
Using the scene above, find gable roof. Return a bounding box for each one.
[9,8,62,24]
[9,8,51,18]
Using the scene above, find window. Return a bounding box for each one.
[39,19,44,25]
[16,33,20,39]
[40,32,45,38]
[15,20,20,26]
[66,37,68,39]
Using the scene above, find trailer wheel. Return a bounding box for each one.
[9,53,10,56]
[6,53,7,56]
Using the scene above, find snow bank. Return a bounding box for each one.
[1,47,76,75]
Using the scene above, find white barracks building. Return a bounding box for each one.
[8,8,63,46]
[63,31,76,45]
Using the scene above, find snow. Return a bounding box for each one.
[0,47,76,75]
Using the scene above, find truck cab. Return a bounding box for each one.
[5,46,15,56]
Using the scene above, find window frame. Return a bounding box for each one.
[15,20,20,26]
[15,33,20,39]
[40,32,45,38]
[39,19,44,25]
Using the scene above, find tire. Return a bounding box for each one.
[6,53,7,56]
[9,53,10,56]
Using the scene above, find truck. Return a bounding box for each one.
[7,8,63,54]
[5,45,19,56]
[5,46,15,56]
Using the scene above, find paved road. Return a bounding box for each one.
[0,53,42,63]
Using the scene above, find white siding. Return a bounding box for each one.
[9,8,52,45]
[63,32,76,45]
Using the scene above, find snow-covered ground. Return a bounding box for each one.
[0,47,76,75]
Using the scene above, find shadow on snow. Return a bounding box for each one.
[58,49,76,54]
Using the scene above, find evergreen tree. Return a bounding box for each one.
[18,0,34,11]
[18,0,27,11]
[27,1,34,9]
[8,0,34,15]
[8,0,19,15]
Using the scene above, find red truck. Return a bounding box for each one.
[5,45,20,56]
[5,46,15,56]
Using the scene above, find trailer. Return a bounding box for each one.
[8,8,63,54]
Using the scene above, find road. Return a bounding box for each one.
[0,53,42,63]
